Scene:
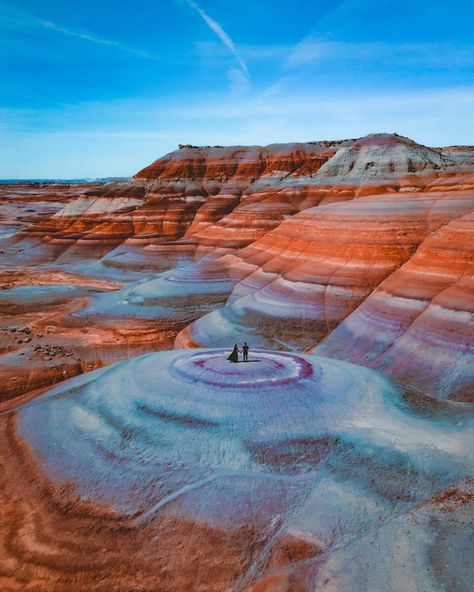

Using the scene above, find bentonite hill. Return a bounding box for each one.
[0,133,473,591]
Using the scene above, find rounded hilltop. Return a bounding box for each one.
[1,347,472,591]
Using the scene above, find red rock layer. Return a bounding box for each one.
[315,211,474,401]
[0,268,190,402]
[5,136,468,268]
[98,143,341,261]
[186,185,350,255]
[2,136,474,401]
[3,144,341,265]
[176,190,474,359]
[134,143,340,182]
[174,136,470,259]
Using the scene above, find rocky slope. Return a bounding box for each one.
[3,142,342,267]
[1,133,473,401]
[177,187,474,399]
[12,134,454,265]
[315,210,474,401]
[5,135,462,269]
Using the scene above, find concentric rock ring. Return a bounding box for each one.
[171,349,316,387]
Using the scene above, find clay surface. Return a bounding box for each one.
[1,134,473,591]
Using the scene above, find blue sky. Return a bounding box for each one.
[1,0,473,178]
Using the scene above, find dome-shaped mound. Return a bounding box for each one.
[1,349,473,591]
[316,133,454,183]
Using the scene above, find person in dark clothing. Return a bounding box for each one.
[227,344,239,363]
[242,342,249,362]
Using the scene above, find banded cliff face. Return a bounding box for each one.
[1,133,473,401]
[113,141,351,265]
[169,136,473,401]
[4,142,343,266]
[315,210,474,401]
[2,134,461,266]
[176,188,474,349]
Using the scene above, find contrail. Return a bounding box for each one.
[183,0,249,76]
[0,5,159,60]
[38,19,159,60]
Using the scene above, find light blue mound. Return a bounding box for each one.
[0,284,81,305]
[56,259,155,283]
[101,243,195,273]
[75,262,233,319]
[16,349,474,591]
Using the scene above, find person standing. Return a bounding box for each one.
[242,342,249,362]
[227,344,239,363]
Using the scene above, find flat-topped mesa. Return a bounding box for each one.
[165,135,457,253]
[2,134,466,268]
[134,134,456,195]
[4,142,345,265]
[133,141,345,183]
[133,135,460,251]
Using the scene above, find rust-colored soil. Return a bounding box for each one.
[0,414,279,592]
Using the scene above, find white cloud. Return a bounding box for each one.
[285,41,325,68]
[3,85,474,178]
[284,39,474,69]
